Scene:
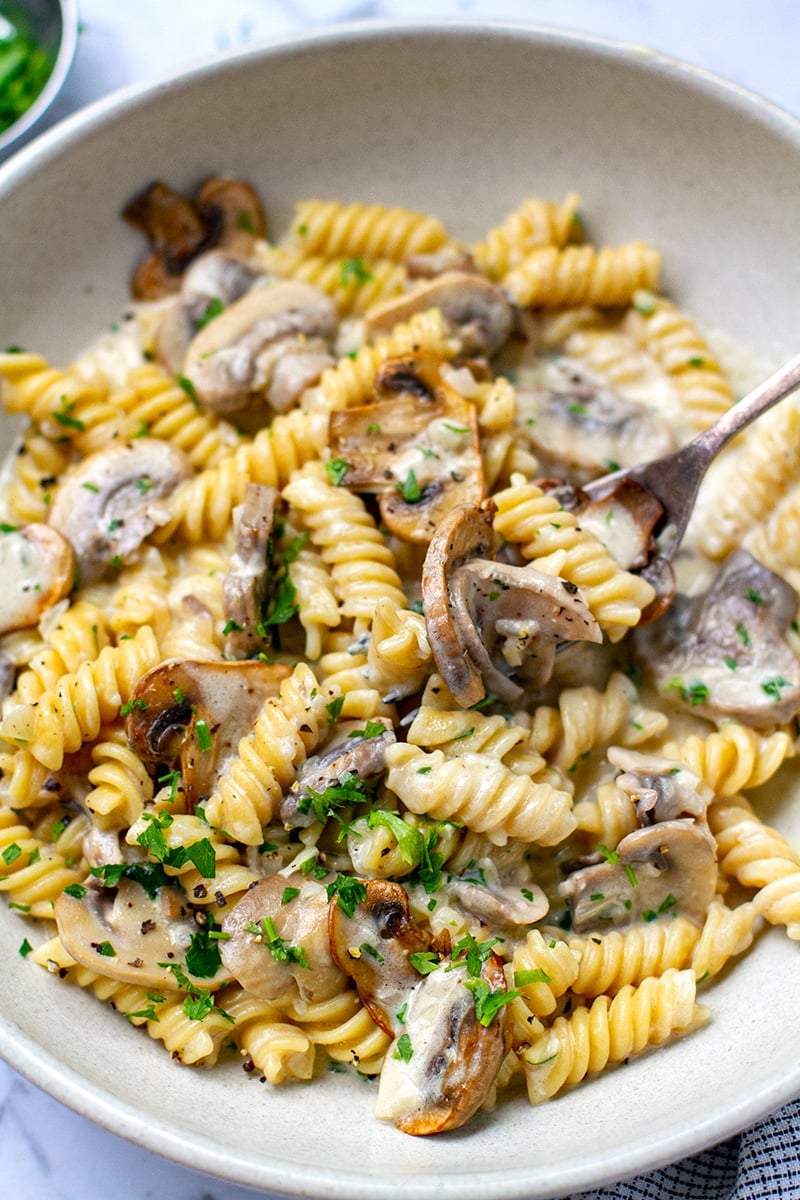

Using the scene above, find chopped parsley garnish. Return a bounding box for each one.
[81,481,100,494]
[724,655,738,671]
[195,718,213,752]
[134,477,153,495]
[95,940,116,957]
[281,886,301,905]
[120,697,147,717]
[762,676,791,702]
[408,950,440,976]
[451,726,475,741]
[325,874,367,918]
[246,915,310,968]
[185,916,224,979]
[624,864,638,888]
[325,458,351,486]
[222,619,244,636]
[299,769,372,825]
[365,422,381,435]
[658,893,678,913]
[396,469,421,504]
[366,810,425,865]
[514,967,551,987]
[193,297,224,330]
[450,934,500,978]
[339,258,374,286]
[463,978,519,1027]
[347,720,387,741]
[18,938,33,957]
[177,374,200,407]
[665,677,710,707]
[63,883,88,899]
[743,587,764,605]
[396,1002,408,1024]
[1,843,21,866]
[360,942,384,963]
[326,695,345,723]
[393,1032,413,1062]
[597,844,620,864]
[159,962,233,1023]
[90,859,173,898]
[135,811,217,879]
[442,422,471,435]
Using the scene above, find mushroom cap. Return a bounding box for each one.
[636,550,800,728]
[181,280,337,413]
[222,483,278,659]
[328,353,485,543]
[373,951,509,1135]
[560,817,718,931]
[48,439,192,583]
[0,524,74,635]
[365,272,513,357]
[421,501,497,707]
[421,500,601,706]
[195,176,268,254]
[607,746,713,824]
[280,719,396,828]
[55,878,231,991]
[123,180,211,299]
[221,872,344,1004]
[125,659,291,809]
[328,879,431,1036]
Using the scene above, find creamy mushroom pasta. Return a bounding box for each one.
[1,181,799,1135]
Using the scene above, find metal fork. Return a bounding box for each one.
[581,351,800,559]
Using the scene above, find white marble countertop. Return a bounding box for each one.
[2,2,800,1198]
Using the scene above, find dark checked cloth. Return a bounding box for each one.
[575,1098,800,1199]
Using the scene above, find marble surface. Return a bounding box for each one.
[2,2,800,1198]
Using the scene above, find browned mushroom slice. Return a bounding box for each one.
[328,879,431,1036]
[328,353,485,543]
[222,483,278,658]
[635,549,800,728]
[516,356,676,483]
[125,660,291,809]
[55,878,231,991]
[373,951,509,1135]
[449,868,548,926]
[123,181,210,300]
[156,250,266,375]
[421,501,601,706]
[607,747,712,824]
[365,272,513,357]
[221,872,344,1004]
[280,719,396,828]
[195,176,268,255]
[0,524,74,635]
[181,281,337,414]
[559,818,718,931]
[48,440,192,583]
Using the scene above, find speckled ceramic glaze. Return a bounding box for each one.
[1,22,799,1200]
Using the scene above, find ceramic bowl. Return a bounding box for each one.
[1,21,799,1200]
[0,0,79,157]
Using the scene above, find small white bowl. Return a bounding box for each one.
[1,21,799,1200]
[0,0,79,157]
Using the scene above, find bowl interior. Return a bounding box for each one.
[1,23,800,1200]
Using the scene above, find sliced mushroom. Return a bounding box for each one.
[328,880,431,1035]
[607,747,712,824]
[516,356,676,484]
[635,549,800,728]
[0,524,74,634]
[221,872,344,1004]
[559,818,718,931]
[421,501,601,706]
[156,250,266,375]
[125,659,291,809]
[123,181,210,299]
[280,719,396,829]
[328,353,485,542]
[195,176,268,255]
[373,951,508,1135]
[55,877,230,990]
[365,272,513,357]
[48,440,191,583]
[181,281,337,414]
[405,249,478,279]
[222,484,278,658]
[448,860,548,926]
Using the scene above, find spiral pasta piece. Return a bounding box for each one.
[3,429,73,523]
[511,930,580,1018]
[85,726,154,830]
[659,724,795,798]
[566,919,701,997]
[152,408,329,543]
[288,988,391,1075]
[203,663,334,844]
[284,462,407,623]
[0,352,118,446]
[0,625,161,770]
[407,704,546,777]
[492,476,656,636]
[571,781,638,848]
[13,600,112,704]
[385,742,575,846]
[708,795,800,938]
[271,251,407,315]
[472,193,581,280]
[289,545,340,661]
[623,296,735,430]
[521,969,701,1103]
[0,804,86,917]
[108,362,241,469]
[286,200,451,262]
[690,900,760,981]
[365,598,432,702]
[545,672,667,773]
[503,243,660,309]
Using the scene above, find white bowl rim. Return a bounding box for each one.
[1,18,800,1199]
